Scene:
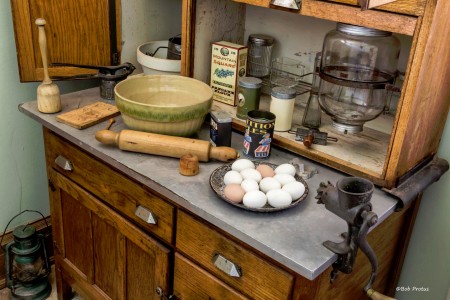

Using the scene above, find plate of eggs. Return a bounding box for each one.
[209,158,309,212]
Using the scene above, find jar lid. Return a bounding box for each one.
[211,110,232,123]
[239,77,263,88]
[248,34,275,46]
[336,23,392,37]
[271,87,296,99]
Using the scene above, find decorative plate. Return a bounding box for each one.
[209,162,309,212]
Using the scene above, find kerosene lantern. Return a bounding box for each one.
[318,23,400,133]
[4,224,51,300]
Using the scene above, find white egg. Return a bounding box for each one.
[274,174,296,186]
[240,168,262,183]
[241,179,260,193]
[231,159,255,172]
[243,190,267,208]
[223,170,243,185]
[259,177,281,193]
[267,189,293,208]
[282,181,306,200]
[274,163,297,176]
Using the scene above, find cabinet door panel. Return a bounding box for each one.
[10,0,121,82]
[52,171,170,299]
[61,189,94,282]
[93,215,124,299]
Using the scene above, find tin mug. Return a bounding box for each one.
[243,110,276,158]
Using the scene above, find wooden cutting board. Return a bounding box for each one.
[56,102,120,129]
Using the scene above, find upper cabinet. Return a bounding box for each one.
[10,0,121,82]
[191,0,450,188]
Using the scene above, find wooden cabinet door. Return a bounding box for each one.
[10,0,121,82]
[48,170,170,300]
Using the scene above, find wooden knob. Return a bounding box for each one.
[35,18,46,26]
[179,154,199,176]
[303,134,314,148]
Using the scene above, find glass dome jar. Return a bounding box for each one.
[318,23,400,133]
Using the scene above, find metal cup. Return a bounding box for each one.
[243,110,276,158]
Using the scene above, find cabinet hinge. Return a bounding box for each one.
[112,52,120,65]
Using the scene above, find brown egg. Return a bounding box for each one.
[223,184,245,203]
[256,164,275,178]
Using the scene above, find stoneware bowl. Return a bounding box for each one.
[137,41,181,75]
[114,75,213,137]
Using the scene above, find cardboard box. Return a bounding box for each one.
[210,41,247,106]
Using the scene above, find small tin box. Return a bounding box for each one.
[210,111,232,147]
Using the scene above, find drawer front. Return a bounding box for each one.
[176,211,294,300]
[322,0,426,16]
[44,129,174,244]
[174,253,249,300]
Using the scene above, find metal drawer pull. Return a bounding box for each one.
[270,0,301,10]
[55,155,73,171]
[135,205,157,225]
[212,253,242,278]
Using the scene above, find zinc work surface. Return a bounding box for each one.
[19,87,397,280]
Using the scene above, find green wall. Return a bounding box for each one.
[0,0,449,298]
[0,0,96,229]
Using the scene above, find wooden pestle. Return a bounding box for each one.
[36,18,61,113]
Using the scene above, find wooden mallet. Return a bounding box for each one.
[36,18,61,113]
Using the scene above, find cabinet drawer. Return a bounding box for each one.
[176,211,293,300]
[174,253,248,300]
[44,129,174,244]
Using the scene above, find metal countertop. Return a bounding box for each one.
[19,87,397,280]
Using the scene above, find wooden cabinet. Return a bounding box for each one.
[44,129,171,299]
[189,0,450,188]
[40,126,416,299]
[10,0,121,82]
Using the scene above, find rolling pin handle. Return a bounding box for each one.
[209,146,239,162]
[95,130,120,146]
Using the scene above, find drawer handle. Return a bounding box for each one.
[270,0,301,10]
[55,155,73,171]
[135,205,157,225]
[212,253,242,278]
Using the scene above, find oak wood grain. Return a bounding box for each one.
[10,0,121,82]
[176,210,294,300]
[44,129,175,243]
[232,0,417,35]
[173,253,249,299]
[325,0,426,15]
[385,0,450,186]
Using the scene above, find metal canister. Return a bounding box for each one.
[243,110,276,159]
[210,111,232,147]
[236,77,263,120]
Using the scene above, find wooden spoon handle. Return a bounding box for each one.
[36,18,51,84]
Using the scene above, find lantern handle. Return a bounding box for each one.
[0,210,49,250]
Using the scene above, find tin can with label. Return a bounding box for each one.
[236,77,262,120]
[243,110,276,159]
[210,111,232,147]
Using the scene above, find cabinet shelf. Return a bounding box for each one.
[213,95,394,185]
[232,0,418,35]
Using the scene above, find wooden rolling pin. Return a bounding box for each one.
[95,129,239,162]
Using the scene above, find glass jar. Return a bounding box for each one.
[319,23,400,133]
[270,87,297,132]
[236,77,263,119]
[302,52,322,129]
[247,34,274,78]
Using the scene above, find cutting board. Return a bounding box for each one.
[56,102,120,129]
